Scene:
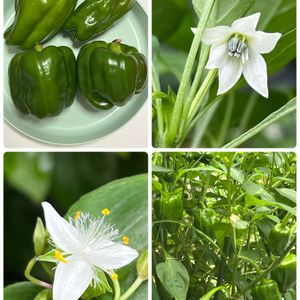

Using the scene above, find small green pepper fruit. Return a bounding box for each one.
[267,223,292,256]
[9,45,76,119]
[77,40,147,110]
[64,0,136,42]
[271,253,296,293]
[251,280,281,300]
[4,0,78,50]
[193,208,216,238]
[154,192,183,233]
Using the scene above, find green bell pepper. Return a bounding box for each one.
[154,192,183,233]
[193,208,216,237]
[267,223,292,256]
[64,0,136,42]
[9,45,76,119]
[5,0,78,50]
[251,280,281,300]
[77,40,147,110]
[271,253,296,292]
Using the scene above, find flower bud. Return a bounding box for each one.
[137,250,148,281]
[33,217,47,256]
[33,289,51,300]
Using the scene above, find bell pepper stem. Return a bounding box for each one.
[111,39,122,54]
[34,44,43,52]
[281,212,292,228]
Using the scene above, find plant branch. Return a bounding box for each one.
[24,257,52,289]
[119,277,144,300]
[240,238,296,294]
[165,0,216,147]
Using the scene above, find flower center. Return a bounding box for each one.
[227,34,249,63]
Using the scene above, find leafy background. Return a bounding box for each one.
[152,0,296,147]
[152,152,296,299]
[4,152,148,299]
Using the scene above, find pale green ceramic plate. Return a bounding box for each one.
[4,0,148,145]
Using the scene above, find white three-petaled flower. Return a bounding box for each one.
[192,13,281,98]
[42,202,138,300]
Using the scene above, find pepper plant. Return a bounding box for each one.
[152,0,296,148]
[152,152,296,299]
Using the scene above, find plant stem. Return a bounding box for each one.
[112,275,121,300]
[240,238,296,294]
[24,257,52,289]
[238,92,258,134]
[165,0,216,147]
[215,236,231,300]
[216,92,235,147]
[179,45,211,138]
[187,69,217,125]
[152,65,164,146]
[119,277,144,300]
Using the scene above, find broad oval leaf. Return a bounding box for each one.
[67,174,148,300]
[156,259,190,300]
[4,282,44,300]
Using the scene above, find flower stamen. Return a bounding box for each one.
[228,35,249,63]
[74,211,81,221]
[112,273,119,280]
[101,208,111,216]
[54,250,68,263]
[122,236,129,245]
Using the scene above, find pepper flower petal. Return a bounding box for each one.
[192,12,282,98]
[42,202,138,300]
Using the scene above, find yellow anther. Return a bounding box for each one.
[112,273,118,280]
[74,211,81,220]
[101,208,111,215]
[122,236,129,245]
[54,250,68,263]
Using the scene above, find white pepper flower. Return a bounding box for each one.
[192,13,281,98]
[42,202,138,300]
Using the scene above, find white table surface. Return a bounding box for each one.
[4,0,149,149]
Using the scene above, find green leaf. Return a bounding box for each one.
[284,288,296,300]
[4,153,54,203]
[152,165,174,173]
[4,282,44,300]
[242,181,264,195]
[230,167,245,184]
[177,166,222,179]
[156,259,190,300]
[276,188,296,203]
[67,175,148,300]
[33,289,51,300]
[199,286,226,300]
[245,195,296,216]
[223,98,296,148]
[193,0,255,25]
[216,0,256,26]
[266,29,296,75]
